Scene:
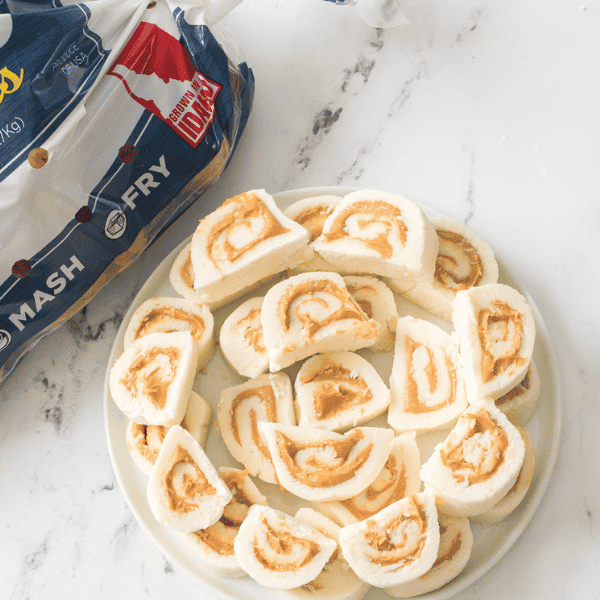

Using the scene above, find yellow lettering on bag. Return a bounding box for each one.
[0,67,24,104]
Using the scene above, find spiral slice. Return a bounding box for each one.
[494,361,540,426]
[385,513,473,598]
[126,390,213,476]
[472,425,535,525]
[218,372,296,484]
[260,423,394,502]
[190,189,312,306]
[343,276,398,352]
[338,491,440,588]
[312,190,438,282]
[420,399,526,517]
[385,216,499,322]
[284,195,343,274]
[313,433,421,526]
[109,331,198,427]
[452,283,536,401]
[261,271,378,371]
[295,351,391,432]
[123,296,214,371]
[288,507,371,600]
[219,296,269,379]
[147,425,232,532]
[179,467,268,578]
[234,505,338,589]
[388,316,468,434]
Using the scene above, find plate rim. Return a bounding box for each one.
[103,185,562,600]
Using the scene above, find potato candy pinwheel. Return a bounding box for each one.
[452,283,535,401]
[190,189,312,307]
[261,271,378,371]
[295,351,391,432]
[218,372,296,484]
[109,331,198,427]
[339,491,440,588]
[234,505,338,589]
[312,189,438,282]
[259,423,394,502]
[420,399,526,517]
[123,296,214,371]
[147,425,232,533]
[388,316,468,434]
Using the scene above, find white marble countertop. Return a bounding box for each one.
[1,1,599,599]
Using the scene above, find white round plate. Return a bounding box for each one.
[104,187,561,600]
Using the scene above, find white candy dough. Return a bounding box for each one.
[109,331,198,427]
[312,190,438,282]
[494,361,540,427]
[295,351,391,432]
[452,283,536,401]
[260,423,394,502]
[284,194,343,274]
[190,189,312,306]
[178,467,268,578]
[313,433,421,526]
[287,508,371,600]
[234,505,338,589]
[123,296,214,371]
[261,271,378,371]
[147,425,232,533]
[385,513,473,598]
[420,399,526,517]
[339,491,440,588]
[126,390,212,476]
[388,316,468,434]
[472,425,535,525]
[218,372,296,484]
[219,296,269,379]
[385,216,499,322]
[343,275,398,352]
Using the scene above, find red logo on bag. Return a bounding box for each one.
[107,22,221,148]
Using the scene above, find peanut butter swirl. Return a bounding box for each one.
[363,497,428,567]
[434,230,483,291]
[204,192,289,270]
[441,409,508,484]
[478,301,527,382]
[277,279,370,339]
[254,519,321,571]
[301,363,373,420]
[274,429,374,488]
[432,523,462,569]
[181,251,195,289]
[230,385,278,461]
[193,471,256,556]
[163,445,216,513]
[122,347,180,409]
[237,308,265,352]
[404,335,457,414]
[322,200,407,258]
[295,204,336,242]
[340,455,407,520]
[496,368,531,406]
[134,307,206,341]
